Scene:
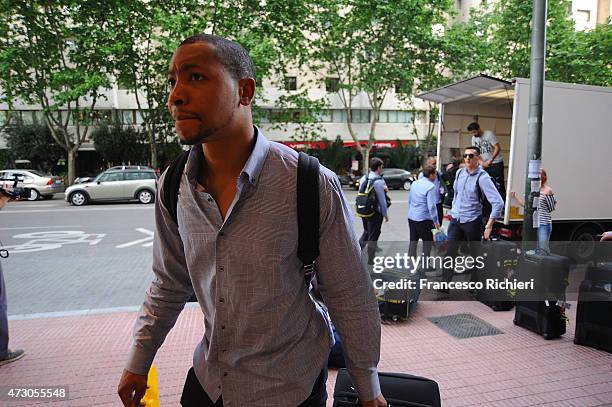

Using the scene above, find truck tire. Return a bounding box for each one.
[570,224,603,263]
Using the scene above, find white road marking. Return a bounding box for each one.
[2,231,106,253]
[1,206,155,214]
[0,225,81,230]
[116,228,154,248]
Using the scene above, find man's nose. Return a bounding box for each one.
[168,84,185,108]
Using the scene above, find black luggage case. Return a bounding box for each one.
[474,240,518,311]
[574,263,612,353]
[333,368,441,407]
[514,252,570,339]
[375,269,420,321]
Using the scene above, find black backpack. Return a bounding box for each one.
[355,177,379,218]
[162,149,320,298]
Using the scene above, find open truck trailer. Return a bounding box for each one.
[418,75,612,262]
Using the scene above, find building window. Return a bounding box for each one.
[576,9,590,22]
[325,77,339,92]
[316,110,332,122]
[351,110,370,123]
[332,109,346,123]
[284,76,297,91]
[122,110,135,125]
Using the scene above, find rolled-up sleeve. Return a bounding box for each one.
[315,173,382,401]
[373,181,388,218]
[125,171,194,375]
[481,173,504,220]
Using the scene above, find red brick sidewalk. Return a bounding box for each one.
[1,301,611,406]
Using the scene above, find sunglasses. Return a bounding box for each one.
[463,153,476,159]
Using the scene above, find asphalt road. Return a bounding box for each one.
[1,189,413,316]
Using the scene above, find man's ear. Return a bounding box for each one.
[238,78,256,106]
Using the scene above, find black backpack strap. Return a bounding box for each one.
[475,171,485,204]
[297,152,320,285]
[162,149,190,225]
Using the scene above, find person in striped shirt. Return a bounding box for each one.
[511,168,556,252]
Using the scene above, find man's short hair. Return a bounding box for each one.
[467,122,480,132]
[180,34,256,81]
[370,157,384,171]
[465,146,481,155]
[423,155,436,167]
[422,166,437,178]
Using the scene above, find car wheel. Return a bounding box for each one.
[570,224,603,262]
[138,189,154,204]
[28,189,41,201]
[70,191,88,206]
[403,180,411,191]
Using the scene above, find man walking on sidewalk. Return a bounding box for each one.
[441,147,504,289]
[358,157,389,264]
[118,34,385,407]
[0,190,25,367]
[408,166,440,260]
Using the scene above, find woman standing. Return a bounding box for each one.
[511,168,557,252]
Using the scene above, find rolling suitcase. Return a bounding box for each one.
[375,269,420,321]
[574,263,612,353]
[474,240,518,311]
[514,252,570,339]
[333,368,441,407]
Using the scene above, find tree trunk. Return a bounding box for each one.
[363,148,370,175]
[148,127,157,169]
[67,149,77,185]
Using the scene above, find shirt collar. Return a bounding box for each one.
[241,126,269,187]
[185,126,270,188]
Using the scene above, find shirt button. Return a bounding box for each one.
[223,372,228,377]
[219,266,224,272]
[251,177,256,183]
[219,298,225,303]
[218,385,221,389]
[207,197,213,203]
[221,325,225,330]
[219,231,224,236]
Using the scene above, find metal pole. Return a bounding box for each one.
[522,0,547,249]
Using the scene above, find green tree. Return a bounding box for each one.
[306,0,454,174]
[0,1,115,184]
[449,0,611,86]
[92,124,148,167]
[5,124,65,173]
[311,137,350,174]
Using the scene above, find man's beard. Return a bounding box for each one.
[178,110,235,146]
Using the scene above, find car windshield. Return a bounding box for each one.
[27,170,46,177]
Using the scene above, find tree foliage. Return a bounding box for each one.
[449,0,611,86]
[92,125,148,167]
[305,0,454,173]
[5,124,65,173]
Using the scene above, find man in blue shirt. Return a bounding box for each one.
[358,157,389,264]
[442,146,504,287]
[408,166,441,260]
[418,156,446,228]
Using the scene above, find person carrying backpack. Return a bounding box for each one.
[357,157,389,265]
[117,34,386,407]
[440,146,504,291]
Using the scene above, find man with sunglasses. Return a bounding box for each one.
[441,146,504,289]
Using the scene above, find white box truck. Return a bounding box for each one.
[418,75,612,261]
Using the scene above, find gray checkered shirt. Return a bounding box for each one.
[126,128,381,406]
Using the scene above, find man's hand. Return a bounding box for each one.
[118,369,148,407]
[360,394,388,406]
[435,223,441,231]
[600,231,612,241]
[482,159,492,169]
[483,225,493,240]
[384,216,389,223]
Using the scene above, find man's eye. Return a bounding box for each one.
[190,73,204,81]
[167,78,176,87]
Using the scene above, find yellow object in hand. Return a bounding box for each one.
[142,363,160,407]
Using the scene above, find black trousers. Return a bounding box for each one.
[436,202,444,227]
[408,219,434,259]
[360,212,383,263]
[442,218,484,283]
[483,161,505,220]
[180,367,328,407]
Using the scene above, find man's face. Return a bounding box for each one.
[463,149,479,166]
[427,157,437,168]
[167,42,239,145]
[470,128,481,137]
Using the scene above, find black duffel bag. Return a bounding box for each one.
[333,368,441,407]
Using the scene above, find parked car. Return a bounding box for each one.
[65,167,158,206]
[0,169,65,200]
[353,168,416,191]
